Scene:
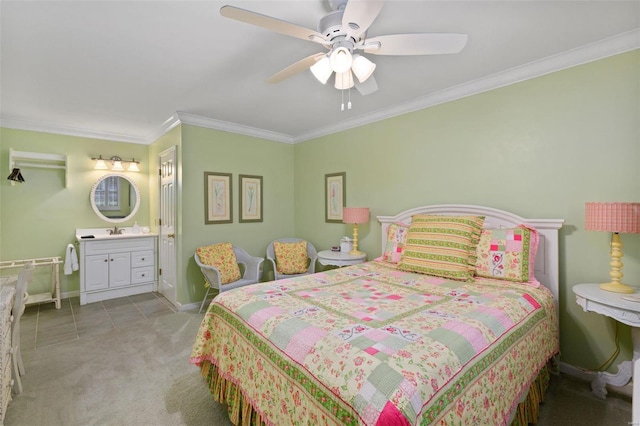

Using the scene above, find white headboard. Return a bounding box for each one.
[377,204,564,302]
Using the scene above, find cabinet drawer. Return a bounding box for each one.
[131,250,154,268]
[131,267,154,284]
[83,237,155,255]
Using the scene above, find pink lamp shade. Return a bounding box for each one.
[585,202,640,233]
[343,207,370,224]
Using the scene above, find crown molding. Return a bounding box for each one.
[146,113,182,143]
[175,112,294,144]
[293,28,640,143]
[2,29,637,145]
[0,115,149,144]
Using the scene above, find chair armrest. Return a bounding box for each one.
[307,254,318,274]
[239,256,264,282]
[194,254,223,291]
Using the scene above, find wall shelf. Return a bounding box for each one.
[9,148,68,187]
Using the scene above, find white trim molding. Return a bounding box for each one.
[175,112,294,144]
[0,116,149,145]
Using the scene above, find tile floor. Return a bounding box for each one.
[20,292,177,352]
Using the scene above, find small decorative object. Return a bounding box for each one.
[325,172,346,223]
[340,237,353,253]
[239,175,263,223]
[132,222,141,234]
[585,202,640,293]
[343,207,369,255]
[204,172,232,224]
[7,168,25,183]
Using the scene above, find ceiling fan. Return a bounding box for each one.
[220,0,468,100]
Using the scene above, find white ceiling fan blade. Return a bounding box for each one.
[364,33,468,55]
[266,53,325,84]
[342,1,384,41]
[220,5,327,45]
[354,74,378,96]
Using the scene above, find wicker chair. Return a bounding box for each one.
[194,245,263,313]
[266,238,318,280]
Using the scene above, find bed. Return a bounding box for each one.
[191,204,564,425]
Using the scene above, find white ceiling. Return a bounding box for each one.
[1,1,639,145]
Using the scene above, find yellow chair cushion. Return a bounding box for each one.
[196,243,241,285]
[273,241,308,274]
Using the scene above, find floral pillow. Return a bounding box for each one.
[196,242,241,285]
[376,222,410,264]
[273,241,309,274]
[475,225,540,286]
[398,215,485,281]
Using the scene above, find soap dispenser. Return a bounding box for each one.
[132,221,141,234]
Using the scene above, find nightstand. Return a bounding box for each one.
[573,283,639,423]
[317,250,366,268]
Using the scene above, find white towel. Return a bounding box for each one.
[64,243,78,275]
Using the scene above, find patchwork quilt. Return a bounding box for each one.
[191,261,558,425]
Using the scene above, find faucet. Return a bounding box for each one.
[107,226,123,235]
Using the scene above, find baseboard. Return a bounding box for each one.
[175,299,206,312]
[61,290,80,299]
[559,361,633,398]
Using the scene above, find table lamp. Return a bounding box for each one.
[343,207,369,256]
[585,202,640,293]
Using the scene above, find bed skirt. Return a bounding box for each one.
[199,358,555,426]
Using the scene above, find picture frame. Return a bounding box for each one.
[325,172,346,223]
[239,174,263,223]
[204,172,232,224]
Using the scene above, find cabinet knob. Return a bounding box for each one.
[141,258,145,261]
[168,233,175,238]
[104,259,108,262]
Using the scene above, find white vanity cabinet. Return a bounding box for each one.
[78,235,157,305]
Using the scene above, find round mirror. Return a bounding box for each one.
[90,174,141,224]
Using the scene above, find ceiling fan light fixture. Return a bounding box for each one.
[310,55,333,84]
[351,54,376,83]
[330,47,353,74]
[334,70,354,90]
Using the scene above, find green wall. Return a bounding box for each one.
[0,129,151,295]
[177,125,295,304]
[293,50,640,372]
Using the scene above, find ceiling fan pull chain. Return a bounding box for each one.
[341,75,345,111]
[348,86,352,110]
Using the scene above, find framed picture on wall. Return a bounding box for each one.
[325,172,346,223]
[239,174,263,223]
[204,172,232,224]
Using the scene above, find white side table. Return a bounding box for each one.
[317,250,366,268]
[573,283,639,423]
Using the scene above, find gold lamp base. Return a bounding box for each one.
[599,282,636,294]
[349,250,364,256]
[599,232,636,294]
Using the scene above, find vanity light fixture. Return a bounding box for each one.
[94,156,108,170]
[127,159,140,172]
[111,157,124,171]
[91,155,141,172]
